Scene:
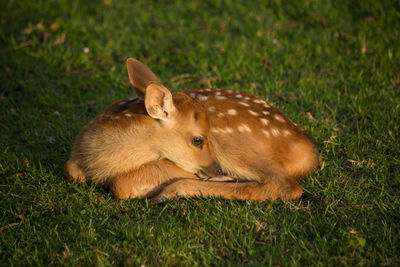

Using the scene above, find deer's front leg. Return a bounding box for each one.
[109,159,197,199]
[150,175,302,203]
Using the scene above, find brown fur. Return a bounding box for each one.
[65,59,319,202]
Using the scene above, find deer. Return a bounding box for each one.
[65,58,319,202]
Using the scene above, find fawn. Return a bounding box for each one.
[65,58,319,202]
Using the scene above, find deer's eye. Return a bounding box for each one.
[192,136,204,148]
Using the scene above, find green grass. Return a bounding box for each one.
[1,0,399,265]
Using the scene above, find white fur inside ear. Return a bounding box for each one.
[149,105,167,119]
[145,83,176,121]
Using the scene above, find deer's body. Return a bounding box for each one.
[65,59,319,201]
[184,88,318,180]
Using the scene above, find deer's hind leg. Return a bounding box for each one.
[65,159,87,183]
[109,159,197,199]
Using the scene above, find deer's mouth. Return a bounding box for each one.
[196,165,225,179]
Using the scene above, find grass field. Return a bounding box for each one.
[1,0,399,265]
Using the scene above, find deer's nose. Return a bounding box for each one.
[198,161,222,178]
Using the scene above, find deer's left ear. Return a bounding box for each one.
[144,83,177,121]
[126,58,162,97]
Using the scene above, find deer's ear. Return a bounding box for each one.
[144,83,176,121]
[126,58,162,97]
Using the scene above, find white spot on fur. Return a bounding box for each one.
[235,94,242,98]
[112,116,120,119]
[198,95,208,101]
[264,103,271,108]
[215,91,221,96]
[262,110,270,116]
[124,113,132,117]
[189,92,196,98]
[239,102,250,107]
[211,128,220,133]
[260,118,269,126]
[227,109,237,115]
[253,99,264,104]
[217,112,224,118]
[244,96,250,101]
[205,88,212,92]
[215,95,227,100]
[207,106,216,112]
[223,127,233,133]
[226,90,233,93]
[283,130,291,136]
[262,130,270,138]
[274,114,285,123]
[238,124,251,133]
[271,128,280,137]
[248,110,258,116]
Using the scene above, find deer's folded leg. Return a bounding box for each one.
[150,175,302,203]
[65,159,87,183]
[108,159,197,199]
